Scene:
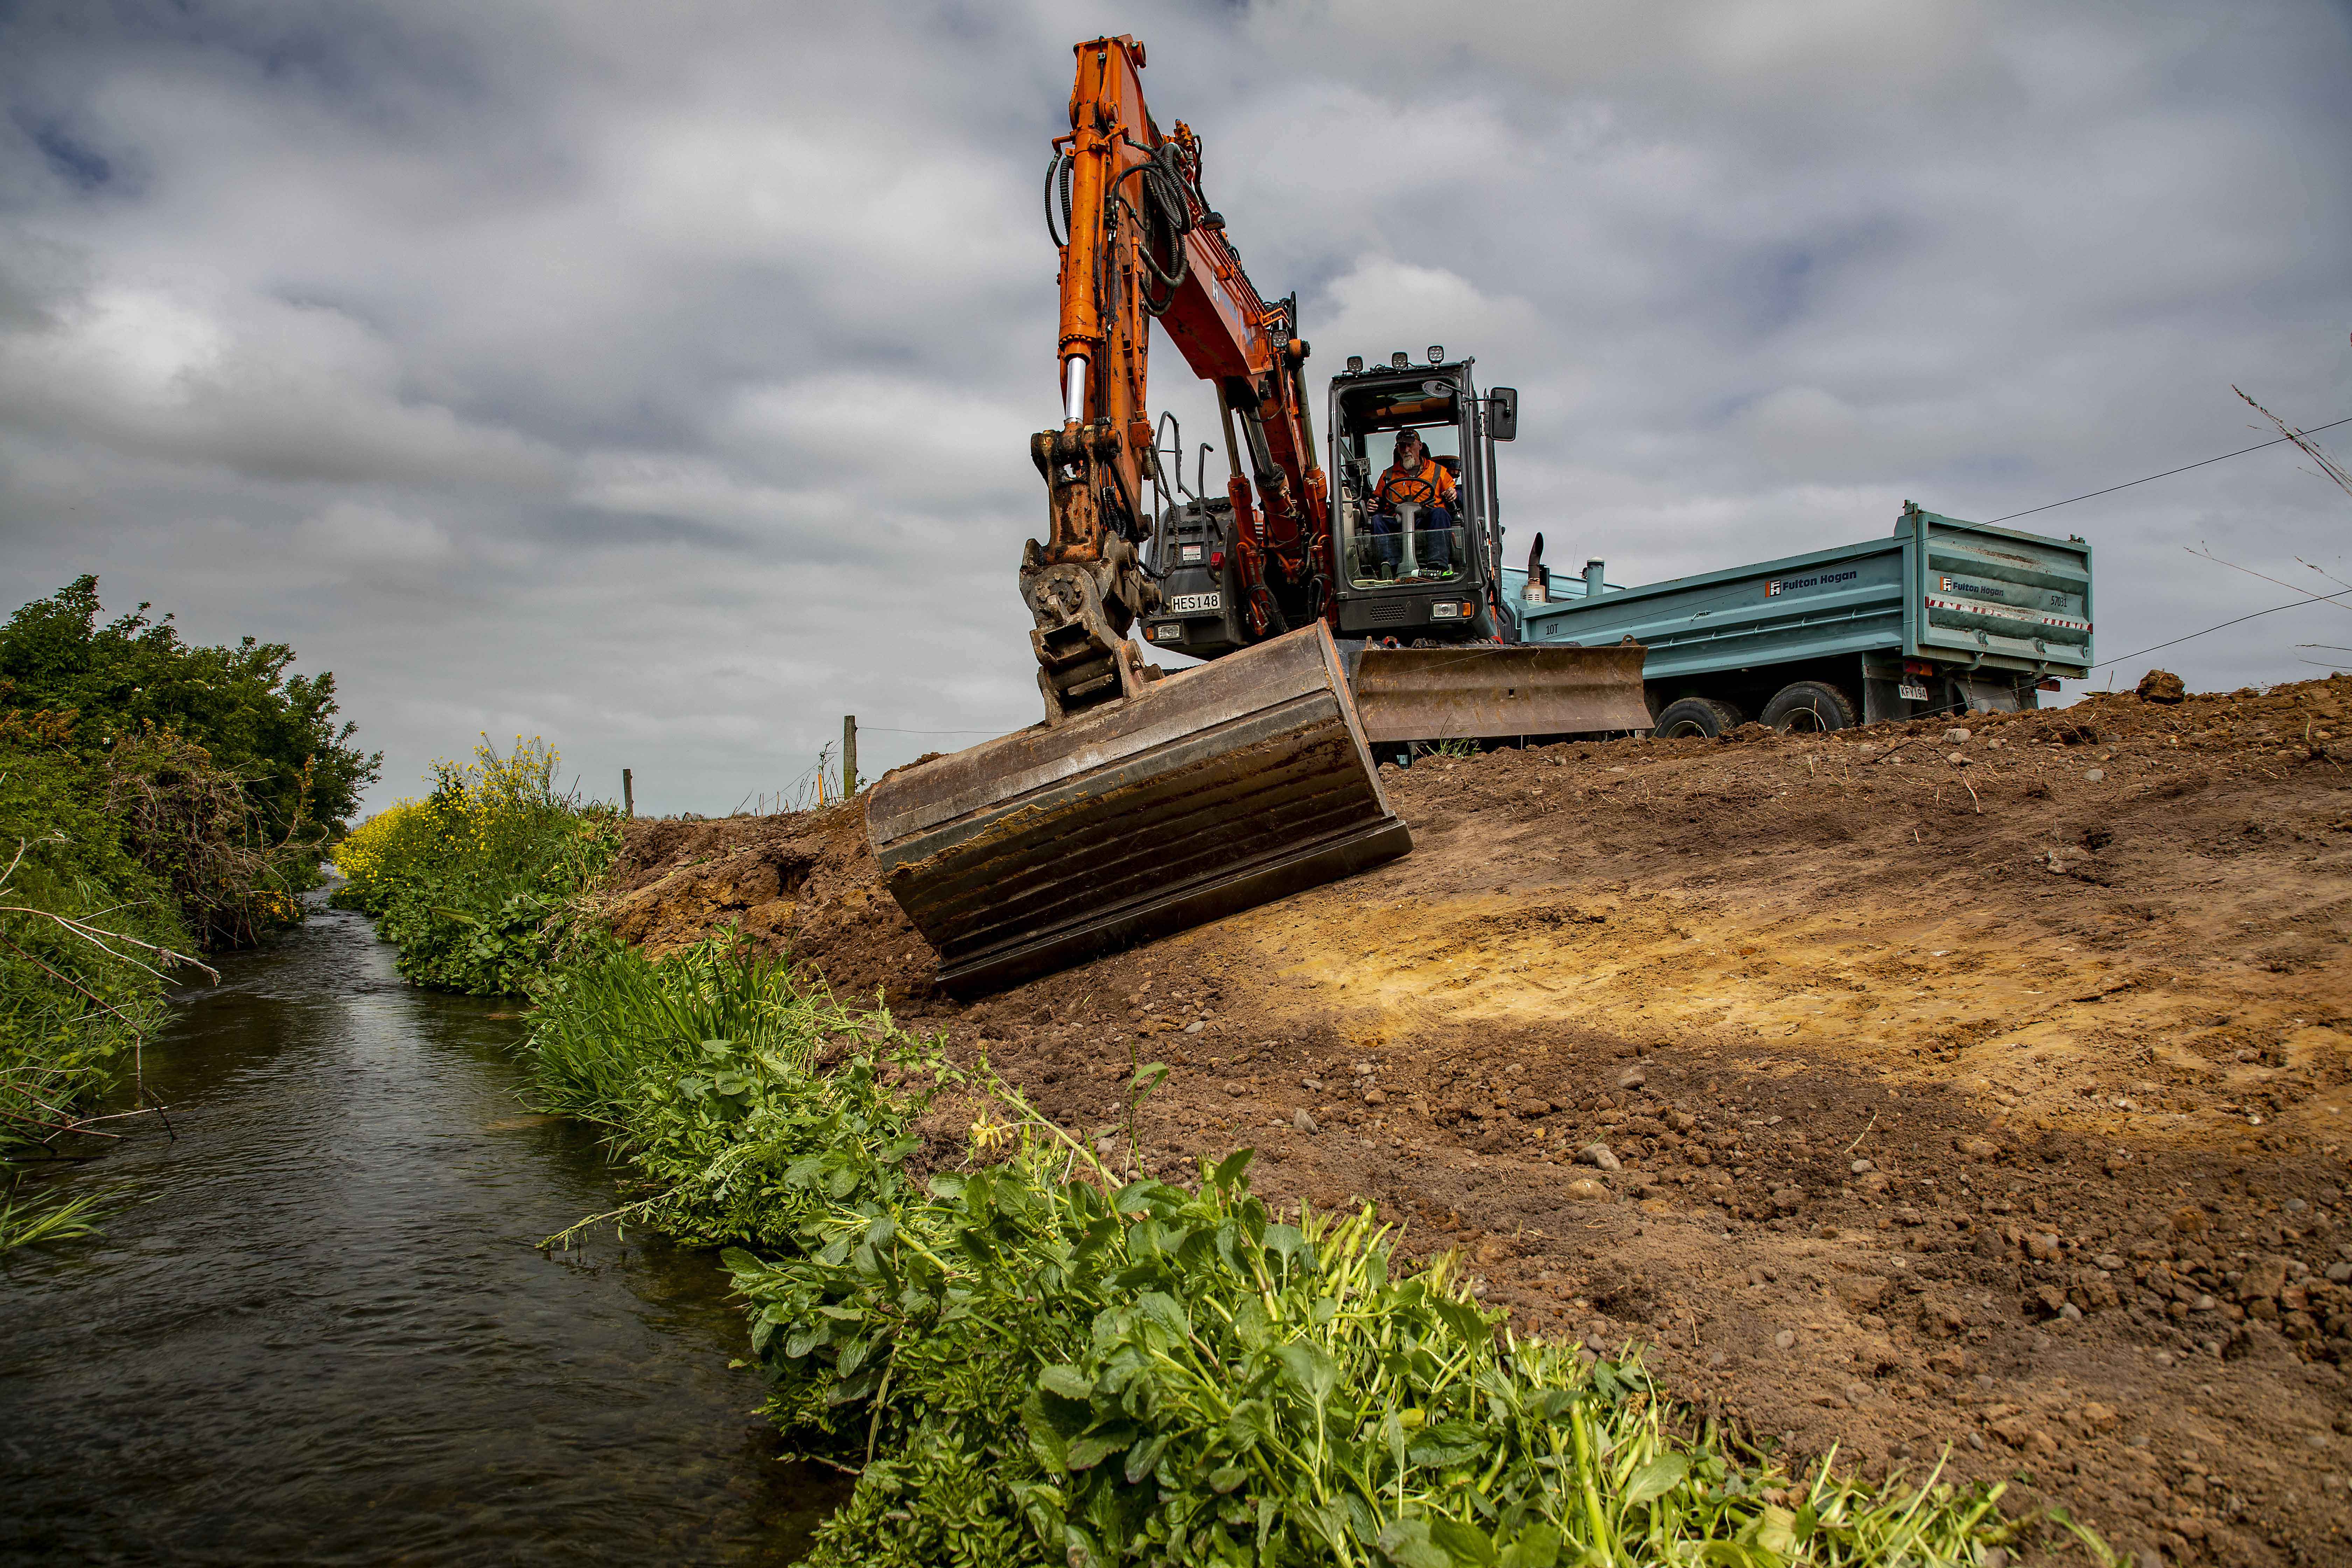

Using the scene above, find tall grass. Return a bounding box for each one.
[335,736,619,994]
[525,933,938,1248]
[519,938,2069,1568]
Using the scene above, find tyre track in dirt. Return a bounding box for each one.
[597,675,2352,1566]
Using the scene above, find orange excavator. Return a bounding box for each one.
[867,36,1647,993]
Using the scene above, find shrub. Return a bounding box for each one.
[0,576,376,944]
[0,575,377,850]
[0,576,369,1247]
[101,726,307,947]
[0,743,204,1248]
[336,736,619,995]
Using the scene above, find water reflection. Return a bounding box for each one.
[0,904,835,1565]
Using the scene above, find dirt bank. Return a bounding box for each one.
[598,674,2352,1566]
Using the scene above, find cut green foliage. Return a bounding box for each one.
[519,941,2065,1568]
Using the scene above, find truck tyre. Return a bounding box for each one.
[1760,681,1858,734]
[1652,697,1743,738]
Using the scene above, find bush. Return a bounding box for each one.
[0,743,204,1248]
[335,736,619,995]
[520,942,2052,1568]
[0,575,377,850]
[0,575,376,944]
[100,726,307,946]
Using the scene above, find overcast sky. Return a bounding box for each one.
[5,1,2348,817]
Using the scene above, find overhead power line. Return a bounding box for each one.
[1986,414,2352,525]
[2092,586,2352,670]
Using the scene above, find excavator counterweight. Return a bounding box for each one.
[867,624,1406,993]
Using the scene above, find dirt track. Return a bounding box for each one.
[600,675,2352,1566]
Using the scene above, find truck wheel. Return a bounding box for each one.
[1760,681,1858,733]
[1652,697,1743,738]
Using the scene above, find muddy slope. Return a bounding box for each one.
[598,675,2352,1567]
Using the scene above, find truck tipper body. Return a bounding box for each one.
[1504,502,2094,735]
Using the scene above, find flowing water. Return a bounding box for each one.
[0,903,835,1565]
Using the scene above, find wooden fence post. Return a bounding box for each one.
[622,768,634,819]
[843,715,858,798]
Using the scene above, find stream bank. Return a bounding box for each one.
[0,901,835,1566]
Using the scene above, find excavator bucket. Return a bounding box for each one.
[1343,643,1653,747]
[867,623,1411,994]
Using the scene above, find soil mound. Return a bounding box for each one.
[595,673,2352,1565]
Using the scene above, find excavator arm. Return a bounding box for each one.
[1023,34,1329,719]
[863,35,1410,993]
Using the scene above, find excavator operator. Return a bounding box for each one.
[1368,429,1456,576]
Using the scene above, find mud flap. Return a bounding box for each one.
[1343,643,1652,746]
[866,623,1411,994]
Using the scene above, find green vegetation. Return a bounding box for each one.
[509,932,2056,1568]
[332,736,620,995]
[1,575,365,1248]
[0,747,190,1236]
[324,722,2095,1566]
[1,574,376,945]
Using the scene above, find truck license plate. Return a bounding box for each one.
[1170,592,1221,614]
[1898,682,1928,701]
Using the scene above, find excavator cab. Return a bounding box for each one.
[1138,359,1497,660]
[1332,363,1482,610]
[1321,352,1651,752]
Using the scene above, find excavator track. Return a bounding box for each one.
[867,624,1408,994]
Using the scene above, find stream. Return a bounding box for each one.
[0,901,833,1565]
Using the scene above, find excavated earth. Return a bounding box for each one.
[599,674,2352,1567]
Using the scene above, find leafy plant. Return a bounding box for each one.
[523,930,947,1246]
[0,575,377,850]
[0,744,212,1249]
[519,941,2062,1568]
[336,736,620,994]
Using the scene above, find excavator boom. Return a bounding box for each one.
[868,35,1407,992]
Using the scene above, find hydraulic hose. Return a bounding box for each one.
[1043,150,1073,249]
[1114,143,1195,314]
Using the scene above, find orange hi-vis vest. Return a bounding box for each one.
[1376,456,1456,511]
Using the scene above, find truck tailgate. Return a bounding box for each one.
[1909,508,2093,677]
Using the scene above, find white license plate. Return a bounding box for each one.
[1170,592,1221,614]
[1898,682,1928,701]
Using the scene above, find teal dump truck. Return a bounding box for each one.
[1504,501,2093,735]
